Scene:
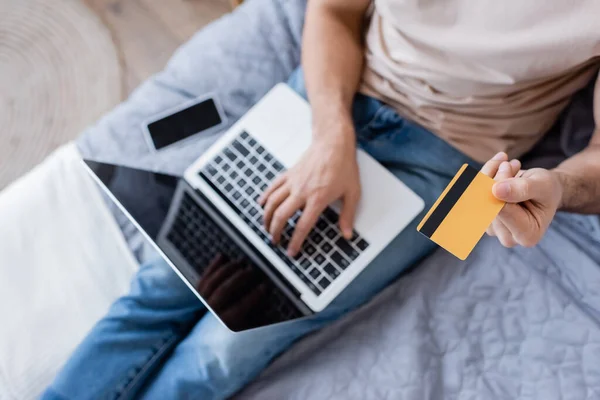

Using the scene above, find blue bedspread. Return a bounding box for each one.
[77,1,600,398]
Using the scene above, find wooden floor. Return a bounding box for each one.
[84,0,233,95]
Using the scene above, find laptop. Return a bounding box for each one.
[84,83,424,332]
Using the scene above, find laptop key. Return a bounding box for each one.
[324,263,340,278]
[321,242,333,254]
[316,219,328,231]
[224,148,237,161]
[305,244,316,256]
[325,228,337,239]
[331,251,350,269]
[314,253,326,265]
[310,232,323,245]
[335,237,359,260]
[299,258,311,270]
[356,239,369,251]
[205,166,218,176]
[318,276,331,289]
[323,208,339,224]
[232,140,249,157]
[309,268,320,279]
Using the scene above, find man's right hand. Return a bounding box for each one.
[258,120,361,257]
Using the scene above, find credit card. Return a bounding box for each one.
[417,164,505,260]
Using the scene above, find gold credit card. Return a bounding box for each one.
[417,164,505,260]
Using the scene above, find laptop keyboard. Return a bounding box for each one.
[199,130,370,296]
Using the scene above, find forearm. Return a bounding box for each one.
[302,0,369,141]
[553,130,600,214]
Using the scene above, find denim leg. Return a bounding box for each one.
[138,69,477,399]
[42,258,206,400]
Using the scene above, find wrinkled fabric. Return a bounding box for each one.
[74,0,600,398]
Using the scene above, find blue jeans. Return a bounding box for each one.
[43,69,475,400]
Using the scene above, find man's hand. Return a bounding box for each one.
[481,152,563,248]
[258,122,360,257]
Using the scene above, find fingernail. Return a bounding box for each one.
[494,182,511,198]
[499,161,510,172]
[287,248,296,257]
[493,152,506,161]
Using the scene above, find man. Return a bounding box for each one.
[44,0,600,398]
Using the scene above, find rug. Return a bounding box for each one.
[0,0,122,189]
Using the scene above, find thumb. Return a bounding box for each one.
[493,177,540,203]
[339,191,360,239]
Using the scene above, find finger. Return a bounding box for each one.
[492,219,517,248]
[486,224,496,237]
[258,174,286,206]
[494,161,514,181]
[509,159,521,175]
[288,200,327,256]
[339,190,360,239]
[497,204,539,247]
[480,152,508,177]
[269,196,304,244]
[262,186,291,231]
[493,177,541,203]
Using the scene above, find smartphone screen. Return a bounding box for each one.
[147,98,223,150]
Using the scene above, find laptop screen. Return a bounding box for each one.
[83,160,305,331]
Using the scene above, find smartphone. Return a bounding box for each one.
[143,94,227,152]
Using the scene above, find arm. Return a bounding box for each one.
[260,0,371,256]
[553,76,600,214]
[484,73,600,248]
[302,0,370,139]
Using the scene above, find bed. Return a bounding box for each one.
[4,0,600,398]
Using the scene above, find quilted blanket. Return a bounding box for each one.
[77,0,600,398]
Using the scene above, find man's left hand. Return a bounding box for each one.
[481,152,564,248]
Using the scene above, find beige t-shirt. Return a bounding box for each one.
[360,0,600,163]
